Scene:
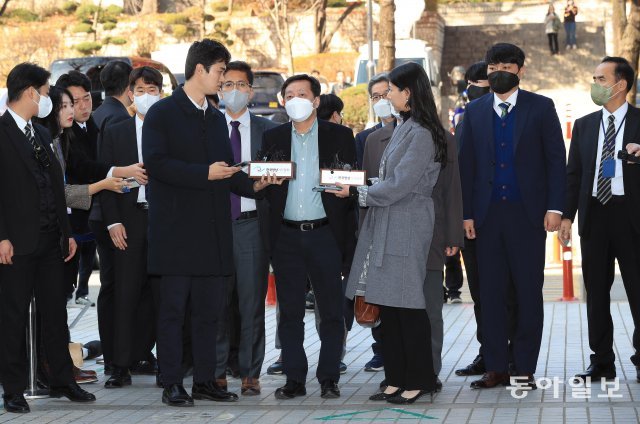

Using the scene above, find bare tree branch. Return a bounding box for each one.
[0,0,11,17]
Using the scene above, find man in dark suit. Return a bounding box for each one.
[260,74,356,400]
[354,73,395,168]
[100,66,163,388]
[143,39,278,407]
[92,60,133,131]
[0,62,96,413]
[214,61,278,396]
[459,43,566,389]
[561,57,640,383]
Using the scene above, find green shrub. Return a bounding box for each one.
[214,20,230,32]
[110,37,127,45]
[328,0,348,6]
[62,1,79,15]
[341,84,369,132]
[212,3,228,12]
[7,8,39,22]
[161,13,190,25]
[105,5,123,15]
[74,41,102,55]
[73,22,94,33]
[103,22,116,30]
[171,24,193,40]
[75,3,99,21]
[41,7,63,18]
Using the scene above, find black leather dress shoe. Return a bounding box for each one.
[192,381,238,402]
[3,393,30,413]
[320,380,340,399]
[104,367,132,388]
[574,364,616,383]
[455,355,486,376]
[162,384,194,407]
[83,340,102,360]
[275,380,306,399]
[49,383,96,402]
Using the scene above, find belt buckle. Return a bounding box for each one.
[300,223,313,232]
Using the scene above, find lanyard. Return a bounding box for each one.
[601,112,626,151]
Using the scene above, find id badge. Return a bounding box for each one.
[602,158,615,178]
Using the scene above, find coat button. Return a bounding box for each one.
[502,185,507,190]
[502,196,507,201]
[500,163,506,168]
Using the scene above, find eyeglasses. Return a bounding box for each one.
[221,81,251,91]
[370,90,389,102]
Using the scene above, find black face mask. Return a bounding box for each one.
[488,71,520,94]
[467,85,491,101]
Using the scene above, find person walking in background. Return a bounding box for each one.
[545,4,561,55]
[317,94,345,125]
[564,0,579,49]
[331,71,352,97]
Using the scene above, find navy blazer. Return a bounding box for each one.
[459,89,567,228]
[354,122,382,168]
[142,87,256,276]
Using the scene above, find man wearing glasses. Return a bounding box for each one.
[214,61,278,396]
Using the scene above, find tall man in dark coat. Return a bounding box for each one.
[0,62,96,414]
[561,57,640,383]
[142,39,278,407]
[459,43,566,389]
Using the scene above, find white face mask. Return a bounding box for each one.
[285,97,315,122]
[373,99,393,119]
[33,89,53,119]
[222,89,250,114]
[133,93,160,116]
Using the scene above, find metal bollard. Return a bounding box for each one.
[24,295,49,399]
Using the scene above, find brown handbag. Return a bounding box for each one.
[354,295,380,328]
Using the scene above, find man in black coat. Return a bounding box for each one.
[142,39,278,407]
[562,57,640,383]
[260,74,357,400]
[0,63,96,414]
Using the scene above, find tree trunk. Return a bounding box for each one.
[319,2,359,53]
[141,0,158,15]
[315,0,327,54]
[228,0,233,16]
[283,0,295,74]
[0,0,10,17]
[620,1,640,103]
[379,0,395,72]
[424,0,437,13]
[612,0,627,56]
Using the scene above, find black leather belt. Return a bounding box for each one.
[282,218,329,232]
[237,210,258,220]
[136,202,149,210]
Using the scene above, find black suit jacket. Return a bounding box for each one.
[93,97,131,133]
[0,112,71,255]
[260,119,357,267]
[565,103,640,236]
[142,86,257,276]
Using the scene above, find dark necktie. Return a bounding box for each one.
[596,114,616,205]
[230,121,241,220]
[498,102,511,119]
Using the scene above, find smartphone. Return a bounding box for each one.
[125,177,140,189]
[312,185,342,192]
[232,161,250,168]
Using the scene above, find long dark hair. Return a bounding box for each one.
[389,62,446,165]
[35,85,75,162]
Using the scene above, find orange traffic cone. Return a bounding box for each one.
[266,272,277,306]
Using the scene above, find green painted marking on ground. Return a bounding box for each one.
[315,407,437,421]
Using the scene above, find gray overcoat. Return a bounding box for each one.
[346,118,441,309]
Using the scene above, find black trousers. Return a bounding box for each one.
[0,230,74,394]
[547,33,559,54]
[113,208,156,368]
[444,251,463,296]
[582,197,640,366]
[64,239,96,300]
[272,224,344,384]
[157,275,227,385]
[380,305,436,391]
[90,219,116,365]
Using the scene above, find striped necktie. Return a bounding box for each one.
[498,102,511,119]
[596,114,616,205]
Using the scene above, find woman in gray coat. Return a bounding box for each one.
[330,62,447,403]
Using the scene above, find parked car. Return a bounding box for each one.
[49,56,179,110]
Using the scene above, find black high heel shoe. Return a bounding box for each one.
[387,390,432,404]
[369,388,401,401]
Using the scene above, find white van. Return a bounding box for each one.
[353,39,442,112]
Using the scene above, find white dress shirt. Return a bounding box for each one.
[6,107,30,133]
[592,102,628,196]
[135,115,147,203]
[225,109,256,212]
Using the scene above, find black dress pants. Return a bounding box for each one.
[0,230,74,394]
[379,305,436,391]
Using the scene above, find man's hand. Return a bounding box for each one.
[463,220,476,239]
[109,224,128,250]
[544,212,562,232]
[558,218,572,246]
[116,163,148,185]
[626,143,640,161]
[445,246,460,256]
[253,172,285,191]
[0,239,14,265]
[327,182,351,198]
[65,238,77,262]
[209,162,240,181]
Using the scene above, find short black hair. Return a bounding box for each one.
[485,43,525,68]
[225,61,254,85]
[280,74,321,98]
[129,66,163,91]
[465,61,488,83]
[367,73,390,95]
[101,60,133,96]
[317,94,344,120]
[56,70,91,93]
[185,39,231,81]
[601,56,635,93]
[6,62,51,103]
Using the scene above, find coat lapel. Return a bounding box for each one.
[384,118,415,160]
[513,90,531,152]
[249,113,262,160]
[1,113,38,174]
[585,110,603,172]
[622,104,640,148]
[478,94,495,158]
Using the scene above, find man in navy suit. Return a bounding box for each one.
[459,43,566,390]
